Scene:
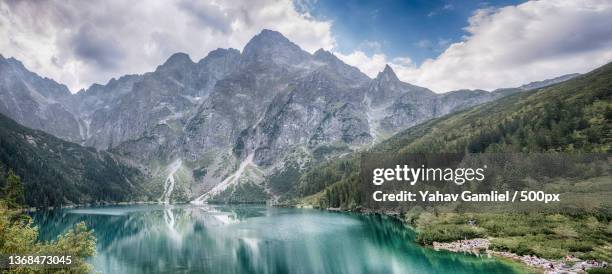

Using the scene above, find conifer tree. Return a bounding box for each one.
[3,170,25,209]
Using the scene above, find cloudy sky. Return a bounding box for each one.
[1,0,611,93]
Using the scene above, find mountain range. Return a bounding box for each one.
[0,30,582,206]
[301,60,611,210]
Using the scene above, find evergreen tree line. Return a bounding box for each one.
[0,113,152,208]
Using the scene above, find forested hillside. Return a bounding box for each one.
[297,62,612,209]
[0,113,152,207]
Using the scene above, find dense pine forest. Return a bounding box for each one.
[0,113,152,207]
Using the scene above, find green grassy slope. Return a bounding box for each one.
[0,113,152,207]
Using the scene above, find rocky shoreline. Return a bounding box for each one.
[433,238,609,274]
[25,200,161,212]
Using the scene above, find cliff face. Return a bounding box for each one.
[0,55,82,142]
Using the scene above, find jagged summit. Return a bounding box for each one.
[0,55,25,69]
[0,54,14,63]
[160,52,194,68]
[258,29,288,40]
[376,64,399,82]
[313,48,333,58]
[203,48,240,60]
[241,29,310,67]
[313,48,346,66]
[243,29,296,53]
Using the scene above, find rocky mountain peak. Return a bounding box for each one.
[243,29,295,53]
[241,29,310,67]
[0,54,26,71]
[376,64,399,83]
[158,52,194,70]
[201,48,240,61]
[0,54,71,98]
[313,48,334,60]
[258,29,289,40]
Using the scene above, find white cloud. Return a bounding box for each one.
[357,40,383,52]
[2,0,611,94]
[337,0,612,92]
[334,50,415,79]
[334,51,392,78]
[0,0,335,92]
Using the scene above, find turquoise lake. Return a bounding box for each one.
[31,204,525,274]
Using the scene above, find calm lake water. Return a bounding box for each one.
[31,205,524,274]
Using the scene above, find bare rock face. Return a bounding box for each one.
[0,30,574,202]
[0,55,82,142]
[364,65,512,136]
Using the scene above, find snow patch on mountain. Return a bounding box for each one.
[160,159,182,204]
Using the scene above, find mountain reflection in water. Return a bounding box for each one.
[32,205,523,274]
